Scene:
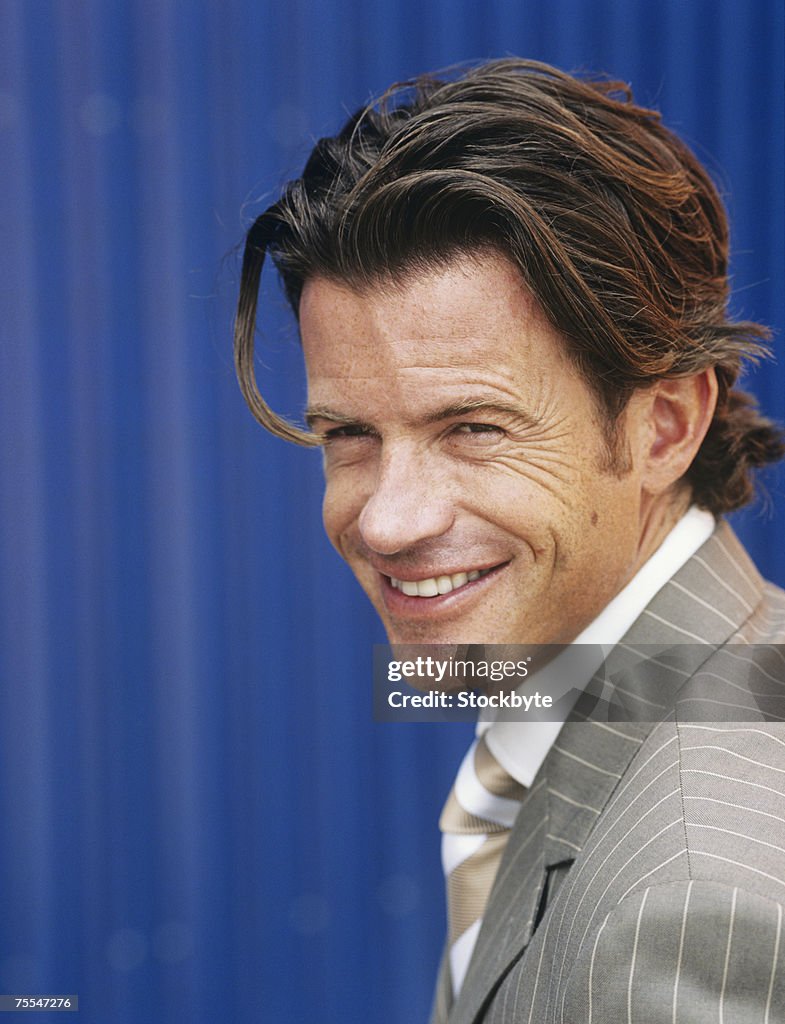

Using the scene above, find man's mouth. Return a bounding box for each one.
[387,567,494,598]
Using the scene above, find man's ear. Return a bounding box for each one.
[636,368,718,495]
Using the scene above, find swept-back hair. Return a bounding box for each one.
[235,58,783,514]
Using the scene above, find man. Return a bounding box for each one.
[234,60,785,1022]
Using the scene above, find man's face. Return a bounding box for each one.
[300,253,652,646]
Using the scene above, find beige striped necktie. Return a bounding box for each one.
[439,734,527,997]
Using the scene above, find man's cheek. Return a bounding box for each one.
[321,494,342,553]
[321,487,357,560]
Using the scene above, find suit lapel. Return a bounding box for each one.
[542,718,651,867]
[447,522,764,1024]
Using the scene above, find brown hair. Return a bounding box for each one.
[235,58,783,514]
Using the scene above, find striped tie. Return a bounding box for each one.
[439,734,527,997]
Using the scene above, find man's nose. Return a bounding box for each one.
[357,448,455,556]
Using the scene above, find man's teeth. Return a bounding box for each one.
[389,568,489,597]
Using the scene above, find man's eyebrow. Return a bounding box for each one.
[304,406,370,430]
[422,399,538,428]
[305,400,536,430]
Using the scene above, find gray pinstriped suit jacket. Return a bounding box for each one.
[432,522,785,1024]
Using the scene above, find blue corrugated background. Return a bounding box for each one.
[0,2,782,1022]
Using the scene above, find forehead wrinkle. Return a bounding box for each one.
[307,344,565,433]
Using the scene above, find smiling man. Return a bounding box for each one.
[234,61,785,1023]
[299,254,714,650]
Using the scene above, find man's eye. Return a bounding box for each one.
[323,424,373,440]
[453,422,504,437]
